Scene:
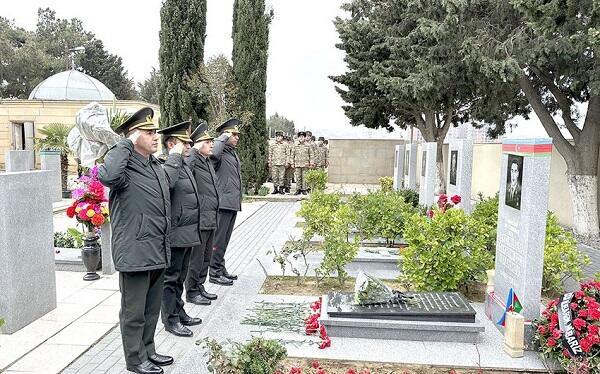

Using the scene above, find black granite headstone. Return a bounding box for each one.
[327,292,476,323]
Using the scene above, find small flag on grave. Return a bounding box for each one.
[497,288,523,326]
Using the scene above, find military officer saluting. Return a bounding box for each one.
[157,121,202,338]
[185,122,220,305]
[209,119,242,285]
[292,131,312,195]
[98,107,173,374]
[268,131,289,194]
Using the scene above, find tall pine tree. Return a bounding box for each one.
[232,0,273,193]
[159,0,208,128]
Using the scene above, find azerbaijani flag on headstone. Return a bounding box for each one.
[497,288,523,326]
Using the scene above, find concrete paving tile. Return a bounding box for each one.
[78,305,120,324]
[47,321,115,346]
[6,343,88,373]
[84,276,119,291]
[61,289,115,306]
[39,303,93,323]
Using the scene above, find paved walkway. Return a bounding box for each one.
[60,202,296,374]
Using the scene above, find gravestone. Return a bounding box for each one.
[446,139,474,213]
[100,186,115,275]
[418,142,437,207]
[0,170,56,334]
[487,138,552,341]
[4,150,33,172]
[40,150,63,203]
[404,143,418,190]
[321,292,484,343]
[392,144,405,190]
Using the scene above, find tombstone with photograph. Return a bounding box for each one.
[487,138,552,342]
[446,139,474,213]
[418,143,437,207]
[393,145,405,190]
[404,143,417,190]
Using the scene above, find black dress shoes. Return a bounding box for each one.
[180,314,202,326]
[149,353,174,366]
[165,322,193,337]
[199,285,218,300]
[186,294,212,305]
[222,269,238,280]
[126,360,163,374]
[209,274,234,286]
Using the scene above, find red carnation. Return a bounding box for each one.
[438,194,448,203]
[318,336,331,349]
[289,368,302,374]
[552,329,562,339]
[570,303,579,310]
[91,214,105,226]
[317,370,326,374]
[78,210,89,221]
[575,291,585,299]
[450,195,461,204]
[537,325,546,335]
[319,324,327,339]
[311,361,321,369]
[346,370,357,374]
[550,313,559,323]
[589,308,600,321]
[547,338,557,347]
[588,324,599,335]
[573,318,587,331]
[66,206,76,218]
[426,210,434,218]
[579,309,590,318]
[580,337,593,353]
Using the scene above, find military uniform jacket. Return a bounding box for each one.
[315,145,329,167]
[269,141,288,166]
[292,142,312,168]
[286,142,294,166]
[188,148,221,230]
[162,153,202,248]
[98,139,171,272]
[211,134,242,211]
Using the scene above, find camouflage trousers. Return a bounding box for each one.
[271,165,285,187]
[294,167,309,191]
[284,166,294,187]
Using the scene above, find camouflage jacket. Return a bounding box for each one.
[314,145,329,167]
[269,141,288,166]
[292,142,312,167]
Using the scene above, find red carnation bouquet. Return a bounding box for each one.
[65,166,109,234]
[426,194,462,218]
[533,281,600,373]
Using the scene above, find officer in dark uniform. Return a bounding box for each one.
[157,121,202,338]
[98,107,173,374]
[209,119,242,285]
[186,122,220,304]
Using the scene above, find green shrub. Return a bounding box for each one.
[319,203,360,286]
[296,191,342,240]
[471,193,499,252]
[379,176,393,192]
[401,208,494,291]
[257,186,269,196]
[543,212,590,295]
[397,188,420,208]
[305,168,327,191]
[203,337,287,374]
[54,231,76,248]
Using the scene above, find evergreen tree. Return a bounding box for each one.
[159,0,209,128]
[231,0,273,193]
[138,68,161,105]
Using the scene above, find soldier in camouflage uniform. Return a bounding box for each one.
[268,131,289,194]
[305,131,317,163]
[314,136,329,170]
[283,136,294,193]
[292,131,312,195]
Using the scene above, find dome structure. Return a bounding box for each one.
[28,70,116,101]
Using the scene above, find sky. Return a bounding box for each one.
[1,1,558,140]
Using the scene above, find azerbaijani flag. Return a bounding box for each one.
[497,288,523,326]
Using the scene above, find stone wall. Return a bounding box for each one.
[328,139,405,184]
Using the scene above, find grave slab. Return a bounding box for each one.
[418,142,437,207]
[404,143,417,190]
[446,139,473,213]
[393,144,405,190]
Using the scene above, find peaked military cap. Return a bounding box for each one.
[216,118,241,134]
[191,121,214,142]
[158,121,193,144]
[113,107,158,135]
[297,131,306,137]
[306,130,312,136]
[275,131,283,137]
[318,136,325,141]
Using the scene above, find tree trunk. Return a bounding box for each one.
[435,140,445,195]
[414,111,451,195]
[518,74,600,237]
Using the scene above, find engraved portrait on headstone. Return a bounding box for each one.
[421,151,427,177]
[449,150,458,186]
[505,154,523,210]
[404,150,409,176]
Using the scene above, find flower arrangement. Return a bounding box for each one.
[65,166,109,234]
[303,297,331,349]
[533,281,600,373]
[427,194,461,218]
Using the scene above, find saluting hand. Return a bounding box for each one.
[171,141,184,155]
[127,129,142,145]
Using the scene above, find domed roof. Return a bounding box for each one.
[28,70,116,101]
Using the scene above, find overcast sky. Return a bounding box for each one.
[1,0,557,140]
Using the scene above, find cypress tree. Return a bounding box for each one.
[231,0,273,193]
[159,0,208,128]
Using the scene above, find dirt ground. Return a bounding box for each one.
[260,276,487,303]
[283,358,548,373]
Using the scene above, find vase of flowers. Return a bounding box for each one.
[65,166,109,281]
